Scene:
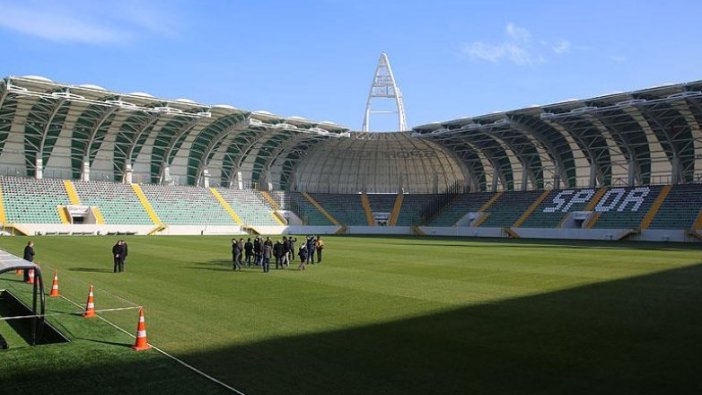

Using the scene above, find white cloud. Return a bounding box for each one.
[552,40,571,54]
[462,23,571,66]
[505,23,531,42]
[0,0,178,44]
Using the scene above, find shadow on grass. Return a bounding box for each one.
[77,337,133,348]
[0,277,28,283]
[186,266,233,272]
[5,263,702,395]
[68,267,114,273]
[383,237,702,251]
[188,262,267,273]
[202,259,233,266]
[180,262,702,395]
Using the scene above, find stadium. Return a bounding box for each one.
[1,18,702,395]
[0,73,700,241]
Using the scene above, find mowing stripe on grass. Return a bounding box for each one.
[0,306,141,321]
[58,293,248,395]
[36,262,142,308]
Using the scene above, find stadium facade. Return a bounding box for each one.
[0,75,701,242]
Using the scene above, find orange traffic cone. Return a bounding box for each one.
[49,272,60,297]
[83,285,96,318]
[132,307,151,351]
[15,268,22,276]
[26,269,34,284]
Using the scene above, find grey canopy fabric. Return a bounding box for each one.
[0,249,41,273]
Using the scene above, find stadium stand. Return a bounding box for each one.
[214,188,280,226]
[73,181,152,225]
[649,183,702,229]
[0,177,69,224]
[395,194,439,226]
[366,194,397,214]
[0,174,700,242]
[591,186,662,229]
[270,192,334,226]
[0,76,701,241]
[307,193,367,226]
[519,188,602,228]
[427,192,495,226]
[479,191,545,228]
[139,184,236,225]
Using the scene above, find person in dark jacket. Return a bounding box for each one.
[232,238,242,270]
[120,240,128,271]
[23,241,35,281]
[297,244,307,271]
[306,236,316,264]
[273,240,284,269]
[289,237,297,263]
[244,238,253,267]
[112,240,122,273]
[262,241,272,273]
[281,236,290,267]
[253,237,262,266]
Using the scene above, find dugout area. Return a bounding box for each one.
[0,261,229,394]
[0,251,48,346]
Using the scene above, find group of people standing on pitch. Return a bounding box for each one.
[112,240,129,273]
[297,235,324,271]
[231,235,325,272]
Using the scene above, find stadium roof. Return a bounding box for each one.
[0,76,349,188]
[413,80,702,191]
[0,75,700,191]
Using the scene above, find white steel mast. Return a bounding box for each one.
[361,52,408,131]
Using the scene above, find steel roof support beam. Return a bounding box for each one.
[507,116,569,189]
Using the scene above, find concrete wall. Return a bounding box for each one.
[158,225,245,236]
[420,227,504,238]
[252,225,341,235]
[637,229,699,243]
[345,226,412,235]
[512,228,628,240]
[15,224,155,236]
[6,223,700,243]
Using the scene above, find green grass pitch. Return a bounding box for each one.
[1,235,701,394]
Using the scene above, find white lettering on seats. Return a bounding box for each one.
[616,186,650,211]
[543,187,653,213]
[543,190,574,212]
[595,188,626,212]
[562,189,595,212]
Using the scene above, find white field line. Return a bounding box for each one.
[37,262,140,307]
[0,306,140,321]
[58,294,247,395]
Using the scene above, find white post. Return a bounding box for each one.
[82,156,90,181]
[163,166,171,184]
[203,168,210,188]
[125,163,133,184]
[35,158,43,179]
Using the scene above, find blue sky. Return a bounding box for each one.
[1,0,701,131]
